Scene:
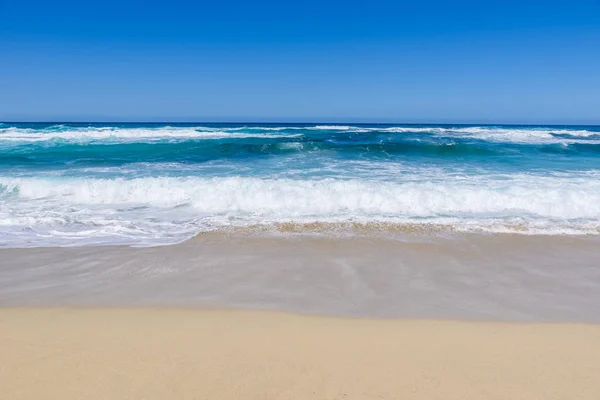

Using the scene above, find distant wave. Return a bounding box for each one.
[311,125,355,130]
[0,126,303,143]
[305,125,600,144]
[1,124,598,145]
[0,139,504,164]
[427,126,599,144]
[231,125,600,142]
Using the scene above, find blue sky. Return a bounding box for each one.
[1,0,599,123]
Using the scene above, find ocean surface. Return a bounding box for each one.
[1,122,600,247]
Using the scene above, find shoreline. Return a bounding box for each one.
[2,232,600,322]
[3,220,600,249]
[2,307,600,399]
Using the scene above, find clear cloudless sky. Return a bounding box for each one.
[1,0,599,123]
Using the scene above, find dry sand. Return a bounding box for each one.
[1,308,600,400]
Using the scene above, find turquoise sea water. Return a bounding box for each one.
[1,122,599,247]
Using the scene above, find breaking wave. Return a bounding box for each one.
[2,175,600,247]
[1,124,598,145]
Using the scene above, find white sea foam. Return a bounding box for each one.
[278,125,600,144]
[6,175,599,217]
[2,175,600,247]
[311,125,354,130]
[0,126,303,143]
[441,127,598,143]
[248,124,599,140]
[236,125,600,144]
[1,125,598,145]
[360,126,599,144]
[277,142,304,150]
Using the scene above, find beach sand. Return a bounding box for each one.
[2,308,600,400]
[2,233,600,321]
[2,234,600,398]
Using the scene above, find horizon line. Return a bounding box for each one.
[2,120,599,127]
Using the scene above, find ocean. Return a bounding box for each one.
[1,122,599,247]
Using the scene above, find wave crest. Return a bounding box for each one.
[2,175,600,246]
[0,126,303,143]
[3,175,600,217]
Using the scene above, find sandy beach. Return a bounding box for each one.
[1,308,600,400]
[2,234,600,399]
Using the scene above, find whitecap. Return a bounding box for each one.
[0,126,304,143]
[2,174,600,247]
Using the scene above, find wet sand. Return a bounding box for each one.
[1,233,600,321]
[2,308,600,400]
